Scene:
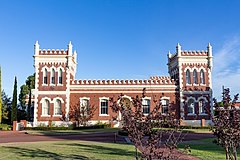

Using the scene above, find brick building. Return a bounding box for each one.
[32,41,213,127]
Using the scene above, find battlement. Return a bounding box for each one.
[71,78,175,85]
[181,50,208,56]
[39,49,68,55]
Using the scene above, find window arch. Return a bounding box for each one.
[59,68,63,84]
[193,69,198,84]
[186,69,191,84]
[43,99,50,115]
[54,99,62,115]
[51,68,55,84]
[187,99,195,114]
[199,99,206,114]
[43,68,48,84]
[200,69,205,84]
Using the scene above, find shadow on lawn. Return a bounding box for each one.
[3,146,90,160]
[61,142,136,157]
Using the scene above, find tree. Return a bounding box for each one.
[110,88,183,160]
[26,74,35,121]
[66,101,97,127]
[1,90,11,124]
[211,88,240,160]
[0,66,2,123]
[11,77,17,123]
[18,74,35,121]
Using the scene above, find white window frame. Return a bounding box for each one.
[80,97,90,116]
[187,98,196,115]
[186,69,191,85]
[197,97,208,115]
[51,68,56,85]
[200,69,205,84]
[53,98,64,116]
[40,98,51,117]
[99,97,109,116]
[193,69,198,84]
[58,68,63,86]
[43,68,48,86]
[142,97,151,115]
[161,97,170,114]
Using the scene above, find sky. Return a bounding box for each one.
[1,0,240,100]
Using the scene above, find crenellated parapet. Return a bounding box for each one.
[181,50,208,56]
[71,78,175,85]
[39,49,68,55]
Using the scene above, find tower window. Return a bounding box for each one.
[43,68,48,84]
[186,69,191,84]
[193,69,198,84]
[59,68,63,84]
[51,68,55,84]
[200,69,205,84]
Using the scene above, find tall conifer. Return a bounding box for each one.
[0,66,2,123]
[11,77,17,123]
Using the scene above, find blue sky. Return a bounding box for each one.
[1,0,240,100]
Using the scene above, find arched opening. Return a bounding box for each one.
[186,69,191,84]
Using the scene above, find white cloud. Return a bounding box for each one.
[213,36,240,100]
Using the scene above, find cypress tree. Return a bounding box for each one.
[0,66,2,123]
[11,76,17,123]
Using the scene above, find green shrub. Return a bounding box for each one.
[0,124,12,130]
[24,123,111,131]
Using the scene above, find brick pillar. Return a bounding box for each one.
[201,119,205,127]
[20,120,27,128]
[13,121,17,131]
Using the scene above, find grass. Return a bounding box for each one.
[154,128,211,133]
[26,128,120,135]
[178,138,240,160]
[0,141,137,160]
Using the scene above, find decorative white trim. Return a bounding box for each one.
[122,95,132,101]
[160,96,170,100]
[41,115,51,117]
[40,97,52,103]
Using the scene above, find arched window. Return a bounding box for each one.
[200,69,205,84]
[193,69,198,84]
[59,68,63,84]
[199,99,206,114]
[187,99,195,114]
[186,69,191,84]
[51,68,55,84]
[43,99,50,115]
[54,99,62,115]
[43,68,48,84]
[142,99,150,114]
[161,99,169,114]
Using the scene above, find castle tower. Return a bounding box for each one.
[168,43,213,126]
[33,41,77,126]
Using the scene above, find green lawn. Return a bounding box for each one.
[26,128,120,135]
[178,138,240,160]
[0,141,136,160]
